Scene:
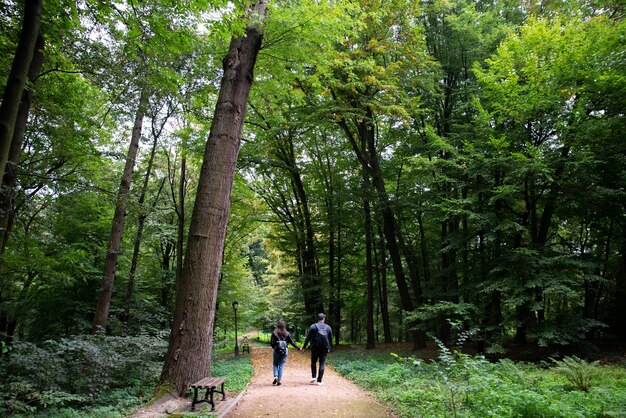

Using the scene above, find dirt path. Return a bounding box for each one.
[225,346,393,417]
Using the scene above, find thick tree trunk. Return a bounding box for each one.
[159,2,266,395]
[0,0,42,180]
[92,87,150,332]
[122,134,162,327]
[0,31,44,253]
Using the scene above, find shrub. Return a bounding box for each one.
[0,334,167,415]
[551,356,600,392]
[331,340,626,417]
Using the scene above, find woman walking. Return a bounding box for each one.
[270,319,300,386]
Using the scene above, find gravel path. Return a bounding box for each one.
[225,346,394,417]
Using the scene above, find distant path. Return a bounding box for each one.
[225,346,393,417]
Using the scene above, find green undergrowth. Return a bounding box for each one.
[329,344,626,418]
[210,351,254,392]
[0,334,253,417]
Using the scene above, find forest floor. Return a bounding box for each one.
[222,346,394,418]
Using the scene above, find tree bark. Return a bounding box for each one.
[338,117,415,314]
[0,0,42,181]
[335,222,342,345]
[375,222,392,343]
[159,1,266,395]
[363,173,375,349]
[176,133,187,285]
[0,31,44,253]
[92,87,150,332]
[292,160,323,315]
[122,133,162,327]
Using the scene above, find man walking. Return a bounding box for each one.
[301,313,333,385]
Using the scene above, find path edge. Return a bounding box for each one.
[216,386,247,418]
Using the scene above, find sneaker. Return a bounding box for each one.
[317,381,324,386]
[310,378,317,384]
[272,378,277,385]
[276,380,282,386]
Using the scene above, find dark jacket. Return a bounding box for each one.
[303,322,333,352]
[270,331,300,353]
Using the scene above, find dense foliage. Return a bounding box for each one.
[0,0,625,414]
[0,334,166,416]
[0,333,252,416]
[330,345,626,417]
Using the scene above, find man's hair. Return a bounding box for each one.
[317,313,326,321]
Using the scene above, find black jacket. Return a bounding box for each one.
[270,332,300,351]
[303,322,333,352]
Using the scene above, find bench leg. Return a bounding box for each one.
[191,387,199,411]
[220,382,226,400]
[209,387,216,411]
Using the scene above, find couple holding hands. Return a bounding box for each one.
[269,313,333,386]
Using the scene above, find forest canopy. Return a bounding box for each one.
[0,0,625,411]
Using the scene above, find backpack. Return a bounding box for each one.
[275,336,287,355]
[313,324,329,349]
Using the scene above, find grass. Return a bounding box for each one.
[328,345,626,418]
[211,351,254,392]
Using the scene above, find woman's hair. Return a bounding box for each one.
[274,319,287,339]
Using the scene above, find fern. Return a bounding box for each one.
[551,356,599,392]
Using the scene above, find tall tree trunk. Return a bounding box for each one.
[363,174,375,349]
[337,116,415,332]
[122,133,162,327]
[617,219,626,340]
[375,222,392,343]
[92,87,150,332]
[176,133,187,285]
[278,135,323,315]
[0,293,6,357]
[327,203,336,333]
[514,145,570,343]
[335,222,342,345]
[0,32,44,252]
[0,0,42,180]
[369,145,423,347]
[292,168,322,315]
[159,2,266,395]
[160,227,175,310]
[418,212,431,284]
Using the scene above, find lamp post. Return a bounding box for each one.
[232,301,239,356]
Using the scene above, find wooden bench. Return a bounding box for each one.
[190,376,226,411]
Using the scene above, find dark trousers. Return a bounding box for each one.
[310,349,328,382]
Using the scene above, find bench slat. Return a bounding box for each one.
[191,377,226,388]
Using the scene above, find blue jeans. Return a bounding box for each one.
[273,350,287,380]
